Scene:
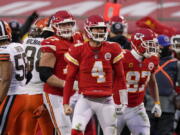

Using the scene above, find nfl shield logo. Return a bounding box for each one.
[104,52,111,60]
[148,62,154,70]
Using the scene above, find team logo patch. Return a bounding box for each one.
[148,62,154,70]
[129,63,133,68]
[104,52,111,60]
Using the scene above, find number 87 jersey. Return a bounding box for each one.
[122,49,159,107]
[65,41,125,98]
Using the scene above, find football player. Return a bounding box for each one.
[108,15,128,36]
[117,28,162,135]
[21,17,54,135]
[171,35,180,60]
[63,15,127,135]
[107,15,131,50]
[39,10,83,135]
[0,20,29,135]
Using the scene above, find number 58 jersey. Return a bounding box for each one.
[0,43,27,95]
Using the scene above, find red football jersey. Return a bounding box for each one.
[41,33,83,96]
[122,50,159,107]
[63,41,126,104]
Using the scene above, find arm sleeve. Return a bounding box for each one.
[64,45,81,66]
[19,12,38,38]
[40,38,57,54]
[63,62,79,104]
[111,43,124,64]
[0,46,10,61]
[112,60,127,104]
[63,45,80,104]
[0,53,10,61]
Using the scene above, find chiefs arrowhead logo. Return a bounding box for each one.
[134,33,144,40]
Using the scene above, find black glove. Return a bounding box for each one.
[26,71,32,84]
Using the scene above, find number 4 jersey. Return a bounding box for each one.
[64,41,125,98]
[122,49,159,107]
[0,43,27,95]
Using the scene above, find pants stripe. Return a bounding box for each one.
[45,93,62,135]
[0,95,15,134]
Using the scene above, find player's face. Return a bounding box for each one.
[53,21,75,39]
[90,27,106,42]
[56,22,75,29]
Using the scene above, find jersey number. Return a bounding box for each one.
[126,71,150,92]
[25,46,41,72]
[14,53,27,81]
[91,61,105,83]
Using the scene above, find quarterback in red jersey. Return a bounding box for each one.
[63,15,127,135]
[39,10,82,135]
[117,28,162,135]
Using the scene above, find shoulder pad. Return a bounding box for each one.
[46,36,59,42]
[74,42,83,47]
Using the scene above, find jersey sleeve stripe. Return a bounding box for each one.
[0,58,10,61]
[0,54,10,61]
[113,52,124,64]
[41,45,56,51]
[64,52,79,66]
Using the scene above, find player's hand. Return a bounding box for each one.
[63,104,73,115]
[115,104,127,115]
[33,104,47,118]
[151,104,162,117]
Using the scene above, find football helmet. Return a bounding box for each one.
[171,35,180,53]
[109,16,128,35]
[50,10,76,38]
[131,28,158,58]
[84,15,108,42]
[0,20,12,41]
[29,17,50,37]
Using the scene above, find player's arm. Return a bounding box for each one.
[148,73,162,117]
[113,61,127,105]
[148,73,160,103]
[112,60,128,115]
[39,52,64,88]
[0,60,12,104]
[111,46,127,105]
[63,62,79,115]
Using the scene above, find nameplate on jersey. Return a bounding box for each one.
[26,39,41,45]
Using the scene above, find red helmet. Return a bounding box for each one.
[0,20,12,41]
[131,28,158,58]
[84,15,108,42]
[109,16,128,35]
[50,10,76,38]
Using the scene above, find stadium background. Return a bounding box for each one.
[0,0,180,34]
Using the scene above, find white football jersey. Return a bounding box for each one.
[0,43,27,95]
[22,37,44,95]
